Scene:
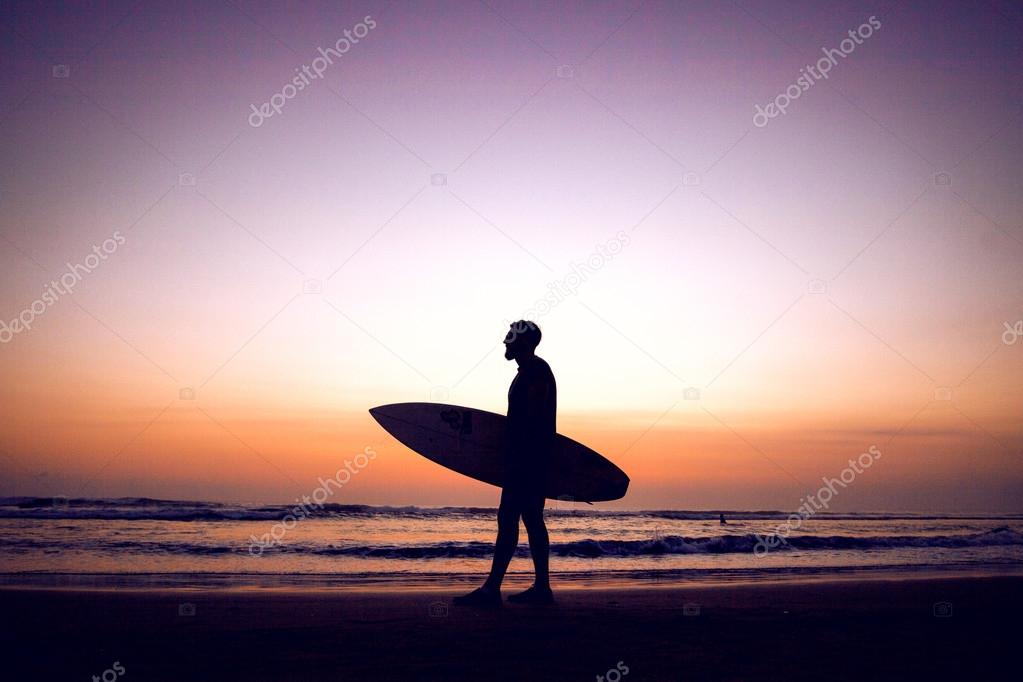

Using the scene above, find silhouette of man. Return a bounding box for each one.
[454,320,556,607]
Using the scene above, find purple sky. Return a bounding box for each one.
[1,1,1021,510]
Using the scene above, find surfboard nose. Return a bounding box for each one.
[368,404,401,422]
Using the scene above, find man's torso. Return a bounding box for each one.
[505,356,557,488]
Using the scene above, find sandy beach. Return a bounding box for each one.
[3,575,1019,681]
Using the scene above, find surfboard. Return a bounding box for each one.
[369,402,629,502]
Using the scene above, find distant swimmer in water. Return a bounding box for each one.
[719,513,727,525]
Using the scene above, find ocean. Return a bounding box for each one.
[2,497,1021,589]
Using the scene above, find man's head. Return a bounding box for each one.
[504,320,541,361]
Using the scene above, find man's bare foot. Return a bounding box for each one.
[452,586,502,608]
[506,585,554,605]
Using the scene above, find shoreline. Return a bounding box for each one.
[2,563,1021,592]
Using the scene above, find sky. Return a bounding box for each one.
[1,0,1021,511]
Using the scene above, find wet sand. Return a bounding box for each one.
[3,575,1019,681]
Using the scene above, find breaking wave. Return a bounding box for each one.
[4,528,1020,559]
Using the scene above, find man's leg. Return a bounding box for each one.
[520,495,550,591]
[483,487,521,592]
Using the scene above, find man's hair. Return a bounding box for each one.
[508,320,542,348]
